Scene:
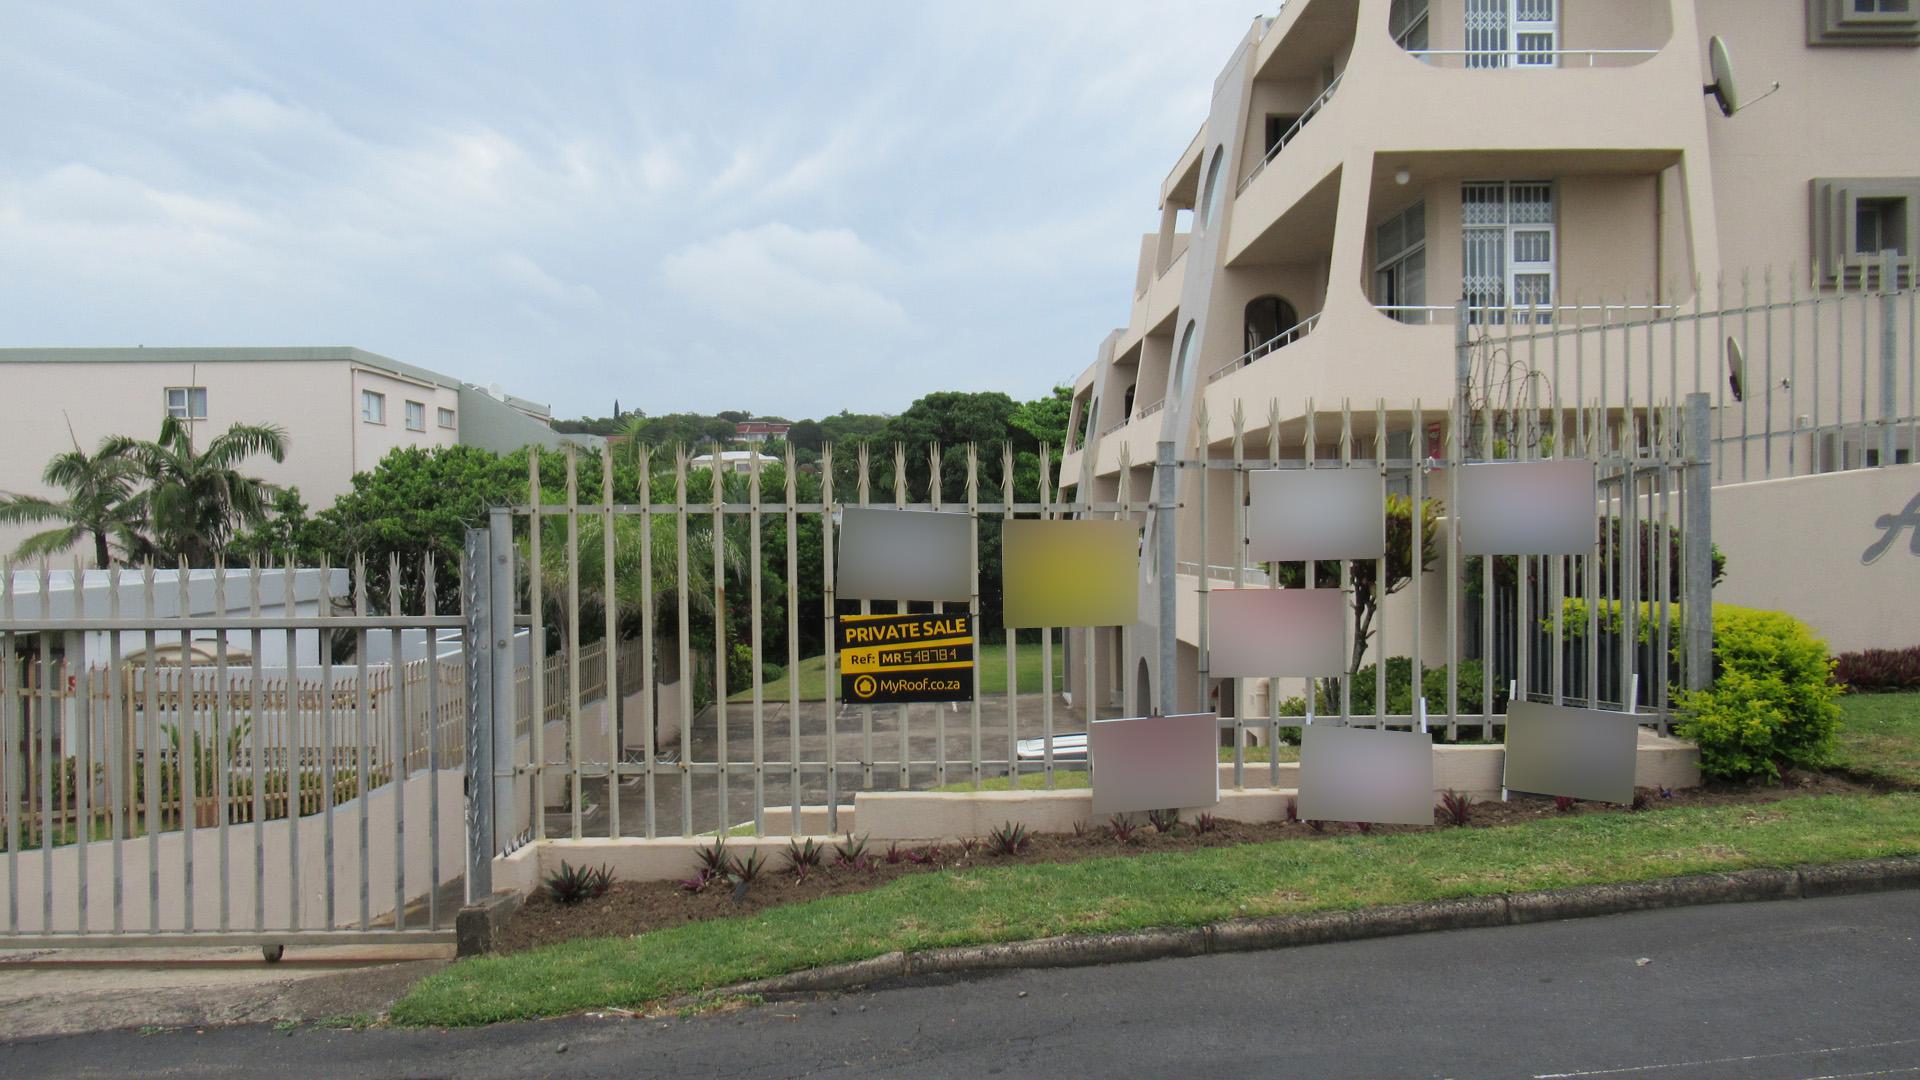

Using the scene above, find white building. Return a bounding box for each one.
[0,346,600,560]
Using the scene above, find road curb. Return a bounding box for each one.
[721,855,1920,999]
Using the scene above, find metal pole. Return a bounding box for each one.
[488,509,517,853]
[1681,393,1714,693]
[1154,439,1177,717]
[1881,249,1899,468]
[1456,298,1473,458]
[461,527,493,903]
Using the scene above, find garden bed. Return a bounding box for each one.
[496,768,1882,956]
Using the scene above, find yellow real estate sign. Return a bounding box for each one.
[836,612,974,704]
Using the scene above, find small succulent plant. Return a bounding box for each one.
[544,861,615,905]
[1109,815,1141,845]
[782,837,824,876]
[1147,808,1182,834]
[987,820,1032,856]
[1191,813,1219,834]
[1554,796,1577,813]
[1438,789,1474,827]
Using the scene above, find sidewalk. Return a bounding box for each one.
[0,943,451,1039]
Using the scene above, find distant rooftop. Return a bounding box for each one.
[0,345,553,417]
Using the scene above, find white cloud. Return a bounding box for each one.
[659,223,908,335]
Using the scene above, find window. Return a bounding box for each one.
[1390,0,1430,50]
[1244,295,1301,353]
[1465,0,1557,68]
[1811,178,1919,285]
[1809,0,1920,44]
[1373,202,1428,323]
[1856,198,1909,255]
[164,386,207,420]
[1463,181,1555,324]
[438,407,456,429]
[404,400,426,431]
[361,390,385,424]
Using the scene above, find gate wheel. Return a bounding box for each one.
[262,944,285,964]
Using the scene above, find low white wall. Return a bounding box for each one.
[1712,464,1920,653]
[0,767,465,934]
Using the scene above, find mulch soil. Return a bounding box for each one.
[495,769,1888,955]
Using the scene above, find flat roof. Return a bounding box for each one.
[0,345,464,392]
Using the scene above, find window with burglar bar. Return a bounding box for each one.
[1465,0,1558,68]
[1463,181,1555,325]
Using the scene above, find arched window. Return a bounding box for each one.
[1123,383,1137,417]
[1244,295,1300,354]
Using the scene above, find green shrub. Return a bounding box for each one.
[1314,658,1487,717]
[1674,605,1840,781]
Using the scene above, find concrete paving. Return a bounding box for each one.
[3,889,1916,1077]
[0,943,452,1039]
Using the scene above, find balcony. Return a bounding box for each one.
[1238,72,1342,194]
[1206,312,1321,384]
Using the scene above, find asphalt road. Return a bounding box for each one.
[5,890,1918,1079]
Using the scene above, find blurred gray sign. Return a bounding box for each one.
[1247,468,1386,562]
[1206,588,1346,677]
[1456,460,1597,556]
[836,507,972,603]
[1296,725,1435,826]
[1502,700,1639,804]
[1090,712,1221,816]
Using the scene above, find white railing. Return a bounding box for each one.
[1138,398,1167,419]
[1374,302,1680,326]
[1238,72,1343,192]
[1176,561,1271,586]
[1403,48,1659,68]
[1208,312,1322,383]
[1098,415,1132,437]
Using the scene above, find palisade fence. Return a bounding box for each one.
[493,383,1711,841]
[1,558,538,948]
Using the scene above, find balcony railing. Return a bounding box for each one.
[1403,49,1659,69]
[1374,302,1680,326]
[1207,312,1321,384]
[1138,399,1167,419]
[1238,72,1342,193]
[1177,561,1272,587]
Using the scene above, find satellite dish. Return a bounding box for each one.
[1704,36,1739,116]
[1726,337,1746,402]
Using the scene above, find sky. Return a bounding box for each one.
[0,1,1260,421]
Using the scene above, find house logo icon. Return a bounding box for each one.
[1863,491,1920,565]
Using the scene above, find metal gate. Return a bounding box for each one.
[0,557,468,949]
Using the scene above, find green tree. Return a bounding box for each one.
[0,434,146,568]
[228,487,325,565]
[122,417,287,566]
[311,444,529,612]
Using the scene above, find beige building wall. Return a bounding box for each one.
[0,359,353,559]
[347,366,462,479]
[1711,463,1920,653]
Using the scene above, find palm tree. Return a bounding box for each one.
[120,417,289,565]
[0,435,146,568]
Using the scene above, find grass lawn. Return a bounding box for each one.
[1831,691,1920,787]
[392,791,1920,1027]
[731,643,1063,703]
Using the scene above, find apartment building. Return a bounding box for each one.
[1059,0,1920,711]
[0,346,597,558]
